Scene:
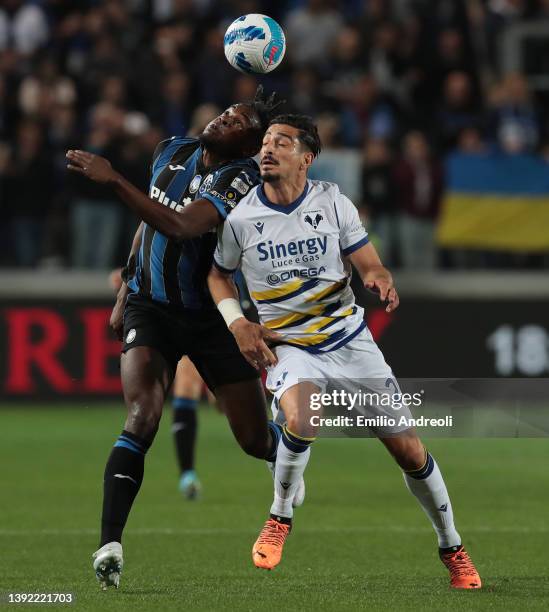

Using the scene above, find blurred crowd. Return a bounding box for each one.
[1,0,549,270]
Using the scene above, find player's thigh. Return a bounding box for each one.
[266,344,325,438]
[173,356,204,399]
[121,346,174,437]
[187,309,258,393]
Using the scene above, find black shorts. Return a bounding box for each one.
[122,294,258,390]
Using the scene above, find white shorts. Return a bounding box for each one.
[267,327,412,434]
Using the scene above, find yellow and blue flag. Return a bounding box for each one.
[437,153,549,252]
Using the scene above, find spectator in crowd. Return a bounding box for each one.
[18,55,77,120]
[456,126,487,155]
[3,118,54,267]
[339,74,399,147]
[394,131,444,270]
[69,103,125,269]
[285,0,344,69]
[436,71,483,151]
[360,138,397,266]
[487,72,541,154]
[0,0,50,56]
[288,66,323,117]
[308,112,362,202]
[152,70,192,136]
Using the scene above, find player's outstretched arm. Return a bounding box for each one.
[349,242,399,313]
[66,150,220,240]
[207,265,281,369]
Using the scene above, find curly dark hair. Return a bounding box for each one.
[269,113,322,157]
[245,85,285,150]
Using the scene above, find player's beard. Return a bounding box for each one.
[261,169,281,183]
[199,131,248,161]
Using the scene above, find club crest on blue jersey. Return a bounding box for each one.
[189,175,202,193]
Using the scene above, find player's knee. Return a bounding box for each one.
[238,433,269,459]
[394,438,425,471]
[125,398,162,440]
[285,414,315,440]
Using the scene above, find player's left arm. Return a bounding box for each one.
[66,149,223,240]
[349,242,399,313]
[337,191,399,313]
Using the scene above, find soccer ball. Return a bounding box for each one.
[223,14,286,74]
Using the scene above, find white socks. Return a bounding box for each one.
[403,452,461,549]
[270,427,312,520]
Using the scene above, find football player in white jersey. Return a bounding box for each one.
[207,115,481,589]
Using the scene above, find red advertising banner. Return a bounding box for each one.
[1,302,121,399]
[1,298,548,400]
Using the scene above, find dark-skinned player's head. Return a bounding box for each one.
[200,86,284,160]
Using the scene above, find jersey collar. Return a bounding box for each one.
[257,181,309,215]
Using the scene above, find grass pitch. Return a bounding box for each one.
[1,405,548,611]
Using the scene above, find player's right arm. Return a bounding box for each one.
[207,220,280,369]
[66,149,221,240]
[109,222,143,340]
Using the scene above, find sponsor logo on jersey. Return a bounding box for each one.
[199,173,214,194]
[189,175,202,193]
[209,189,237,210]
[257,237,328,261]
[266,267,326,286]
[169,164,186,171]
[126,329,136,343]
[253,221,264,235]
[150,185,184,212]
[231,176,250,195]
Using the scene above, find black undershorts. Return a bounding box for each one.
[122,293,258,391]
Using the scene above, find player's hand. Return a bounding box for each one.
[364,267,400,313]
[66,149,119,184]
[110,283,129,341]
[229,318,281,369]
[109,268,124,292]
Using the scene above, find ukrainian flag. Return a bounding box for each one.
[436,153,549,252]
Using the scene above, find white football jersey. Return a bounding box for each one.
[214,180,369,353]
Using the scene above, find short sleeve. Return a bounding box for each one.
[213,217,243,274]
[201,165,259,219]
[337,192,369,256]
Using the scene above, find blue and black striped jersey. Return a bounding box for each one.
[127,137,260,308]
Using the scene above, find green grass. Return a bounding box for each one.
[0,405,548,610]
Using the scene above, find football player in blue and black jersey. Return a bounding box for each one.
[67,88,285,589]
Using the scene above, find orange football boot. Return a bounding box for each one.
[440,546,482,589]
[252,518,291,570]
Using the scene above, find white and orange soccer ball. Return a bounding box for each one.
[223,14,286,74]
